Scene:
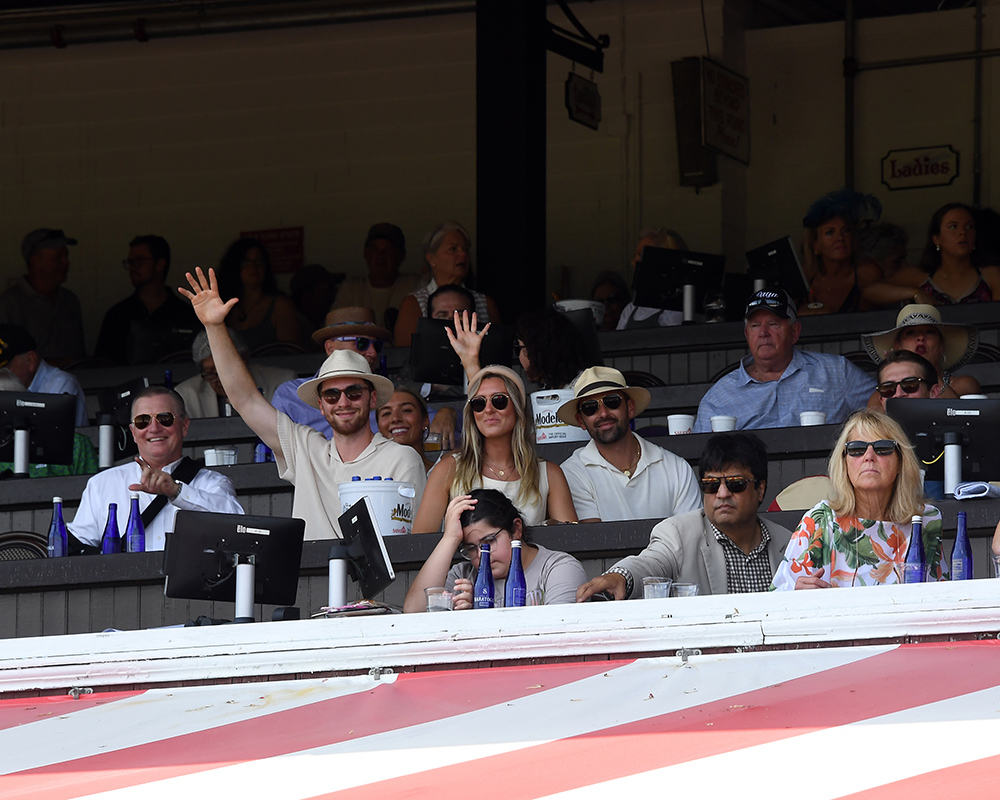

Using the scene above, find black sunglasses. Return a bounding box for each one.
[333,336,384,354]
[700,475,757,494]
[469,393,510,413]
[319,384,368,405]
[876,377,927,398]
[132,412,178,430]
[578,393,624,417]
[845,440,898,458]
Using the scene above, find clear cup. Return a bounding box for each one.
[642,577,672,599]
[423,432,443,453]
[710,415,737,432]
[424,587,454,611]
[799,411,827,426]
[671,582,700,597]
[992,555,1000,579]
[667,414,695,435]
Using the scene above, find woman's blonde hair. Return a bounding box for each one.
[453,366,541,509]
[827,409,924,522]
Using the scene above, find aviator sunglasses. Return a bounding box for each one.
[844,440,898,458]
[332,336,384,353]
[132,412,178,430]
[319,384,368,404]
[578,393,624,417]
[699,476,757,494]
[876,377,928,398]
[469,393,510,413]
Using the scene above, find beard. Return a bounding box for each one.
[589,417,629,445]
[327,407,371,437]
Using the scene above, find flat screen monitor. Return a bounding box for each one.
[745,236,810,302]
[97,377,150,462]
[338,496,395,598]
[632,246,726,312]
[164,511,306,607]
[0,391,76,466]
[410,318,515,386]
[886,397,1000,482]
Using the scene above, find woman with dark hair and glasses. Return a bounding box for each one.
[412,364,577,532]
[404,488,587,612]
[771,409,946,590]
[216,237,303,351]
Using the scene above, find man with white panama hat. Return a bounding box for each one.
[182,268,425,540]
[557,366,700,523]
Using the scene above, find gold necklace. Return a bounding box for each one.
[622,439,642,478]
[485,461,515,480]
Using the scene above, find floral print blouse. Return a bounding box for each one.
[771,500,947,590]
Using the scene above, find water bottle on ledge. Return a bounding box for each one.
[101,502,121,555]
[505,539,526,607]
[47,497,67,558]
[124,492,145,553]
[951,510,972,581]
[473,542,494,609]
[902,514,925,584]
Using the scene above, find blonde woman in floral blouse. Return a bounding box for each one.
[771,409,946,590]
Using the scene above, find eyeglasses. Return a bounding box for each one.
[332,336,384,353]
[132,412,178,430]
[876,377,928,398]
[201,370,220,382]
[122,257,154,269]
[578,393,624,417]
[457,529,507,560]
[844,440,898,458]
[512,343,526,357]
[319,384,369,405]
[699,475,757,494]
[469,393,510,413]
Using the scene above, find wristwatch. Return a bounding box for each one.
[604,566,634,598]
[172,480,183,500]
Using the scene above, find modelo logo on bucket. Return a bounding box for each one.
[531,389,590,444]
[338,477,415,536]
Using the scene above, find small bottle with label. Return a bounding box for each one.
[505,539,526,607]
[101,503,121,555]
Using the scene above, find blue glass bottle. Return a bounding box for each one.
[124,492,145,554]
[505,539,526,607]
[47,496,68,558]
[473,542,495,609]
[951,510,972,581]
[902,514,925,584]
[100,503,121,555]
[254,441,274,463]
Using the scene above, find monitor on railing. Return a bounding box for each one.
[0,391,76,467]
[632,246,726,313]
[410,318,515,387]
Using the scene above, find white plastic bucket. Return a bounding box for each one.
[554,299,604,328]
[338,478,416,536]
[531,389,590,444]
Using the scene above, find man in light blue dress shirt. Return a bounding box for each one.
[693,290,874,432]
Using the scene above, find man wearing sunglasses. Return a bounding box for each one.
[576,433,791,601]
[693,289,874,432]
[873,350,941,411]
[68,387,244,551]
[182,267,426,540]
[556,366,700,523]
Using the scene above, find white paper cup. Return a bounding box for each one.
[667,414,695,435]
[799,411,827,426]
[642,577,672,599]
[710,415,737,432]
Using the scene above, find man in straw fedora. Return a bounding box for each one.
[182,268,426,540]
[557,366,700,523]
[861,303,980,401]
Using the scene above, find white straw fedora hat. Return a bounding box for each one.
[296,349,395,410]
[556,366,651,425]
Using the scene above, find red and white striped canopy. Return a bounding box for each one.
[3,639,999,798]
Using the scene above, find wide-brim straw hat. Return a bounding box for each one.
[556,366,651,425]
[861,304,978,372]
[311,306,392,346]
[296,349,395,410]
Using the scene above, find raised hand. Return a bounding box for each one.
[444,310,489,376]
[129,456,180,498]
[179,267,238,327]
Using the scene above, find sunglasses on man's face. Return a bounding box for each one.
[876,377,927,398]
[699,475,756,494]
[844,439,898,458]
[469,393,510,413]
[333,336,384,354]
[578,393,624,417]
[319,384,368,405]
[132,412,178,430]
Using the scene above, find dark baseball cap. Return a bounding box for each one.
[364,223,405,255]
[0,325,37,367]
[22,228,78,262]
[744,288,797,322]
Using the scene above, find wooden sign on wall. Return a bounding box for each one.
[881,146,959,191]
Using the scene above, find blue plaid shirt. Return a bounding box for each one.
[694,349,874,432]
